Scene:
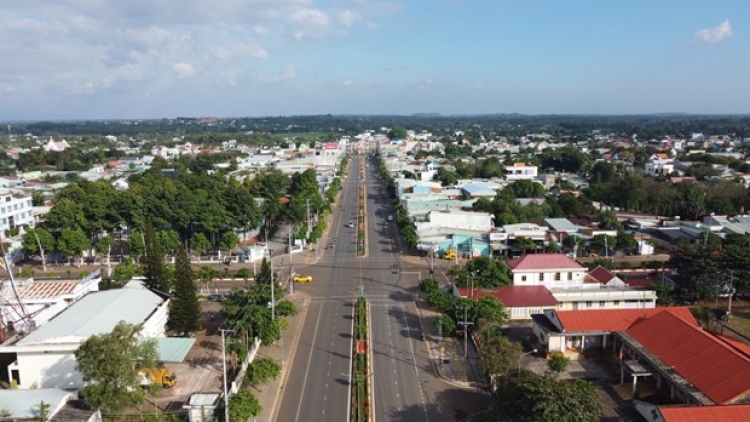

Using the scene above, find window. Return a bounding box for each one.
[599,301,605,308]
[539,273,544,281]
[568,272,573,281]
[554,273,561,281]
[5,197,9,202]
[614,300,620,306]
[585,301,592,308]
[521,275,527,282]
[513,308,524,316]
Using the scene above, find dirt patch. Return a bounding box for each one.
[137,301,226,412]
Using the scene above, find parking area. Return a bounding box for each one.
[145,301,225,412]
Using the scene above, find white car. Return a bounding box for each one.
[387,215,394,221]
[347,221,355,228]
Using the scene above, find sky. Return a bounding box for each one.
[1,0,748,120]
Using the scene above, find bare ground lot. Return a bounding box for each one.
[136,301,225,413]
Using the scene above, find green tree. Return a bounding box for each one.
[454,256,511,288]
[473,296,508,327]
[477,327,522,383]
[435,314,456,336]
[168,245,202,335]
[43,198,87,231]
[228,390,262,421]
[387,125,407,140]
[156,229,181,256]
[514,236,538,254]
[75,321,157,412]
[143,220,169,292]
[21,228,55,258]
[127,230,146,260]
[111,258,139,288]
[57,227,91,265]
[94,235,115,256]
[219,231,240,254]
[244,357,282,390]
[189,232,211,255]
[495,372,602,422]
[197,266,218,294]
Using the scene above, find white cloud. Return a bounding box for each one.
[342,80,354,87]
[263,64,297,83]
[338,10,362,27]
[692,20,733,44]
[287,8,329,39]
[173,62,197,79]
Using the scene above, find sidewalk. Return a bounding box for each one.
[414,296,487,390]
[251,291,310,422]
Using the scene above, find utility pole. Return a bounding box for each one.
[220,328,234,422]
[288,223,293,265]
[458,306,474,358]
[269,250,275,321]
[306,198,312,240]
[32,229,46,273]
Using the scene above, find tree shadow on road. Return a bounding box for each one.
[385,387,492,422]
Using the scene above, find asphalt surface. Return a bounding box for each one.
[276,154,491,422]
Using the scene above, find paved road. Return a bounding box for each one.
[276,156,365,422]
[277,154,490,422]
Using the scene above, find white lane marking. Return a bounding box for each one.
[293,302,324,422]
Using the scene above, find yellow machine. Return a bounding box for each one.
[444,248,456,260]
[140,367,176,388]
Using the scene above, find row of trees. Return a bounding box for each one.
[22,160,336,266]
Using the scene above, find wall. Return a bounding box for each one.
[15,350,82,388]
[512,270,586,289]
[427,211,492,231]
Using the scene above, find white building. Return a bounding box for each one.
[644,154,674,176]
[506,254,586,289]
[504,162,538,181]
[0,271,102,336]
[0,287,169,389]
[0,190,34,233]
[419,209,493,232]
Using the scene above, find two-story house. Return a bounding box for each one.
[507,254,586,289]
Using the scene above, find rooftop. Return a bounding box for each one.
[554,307,696,333]
[507,254,585,271]
[456,285,558,307]
[17,288,165,346]
[18,280,79,300]
[628,310,750,404]
[659,404,750,422]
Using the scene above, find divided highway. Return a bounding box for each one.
[277,154,489,422]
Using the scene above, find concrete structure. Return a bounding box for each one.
[454,285,558,321]
[504,162,538,181]
[0,388,78,420]
[550,287,657,311]
[0,287,169,388]
[0,190,34,233]
[416,209,493,232]
[532,307,750,405]
[0,271,102,337]
[506,254,586,289]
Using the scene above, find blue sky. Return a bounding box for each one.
[0,0,747,120]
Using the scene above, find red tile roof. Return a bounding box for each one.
[588,266,615,283]
[660,404,750,422]
[628,311,750,404]
[556,307,696,333]
[456,286,558,307]
[506,254,585,271]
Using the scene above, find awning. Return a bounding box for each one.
[143,337,196,363]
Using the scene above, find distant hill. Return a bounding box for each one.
[410,113,442,118]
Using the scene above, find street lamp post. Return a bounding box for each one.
[268,250,275,321]
[518,349,538,374]
[220,328,234,422]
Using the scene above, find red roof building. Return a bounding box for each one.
[657,404,750,422]
[534,306,750,406]
[506,253,587,289]
[455,285,558,320]
[626,310,750,404]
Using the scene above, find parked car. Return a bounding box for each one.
[347,221,355,228]
[387,215,394,221]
